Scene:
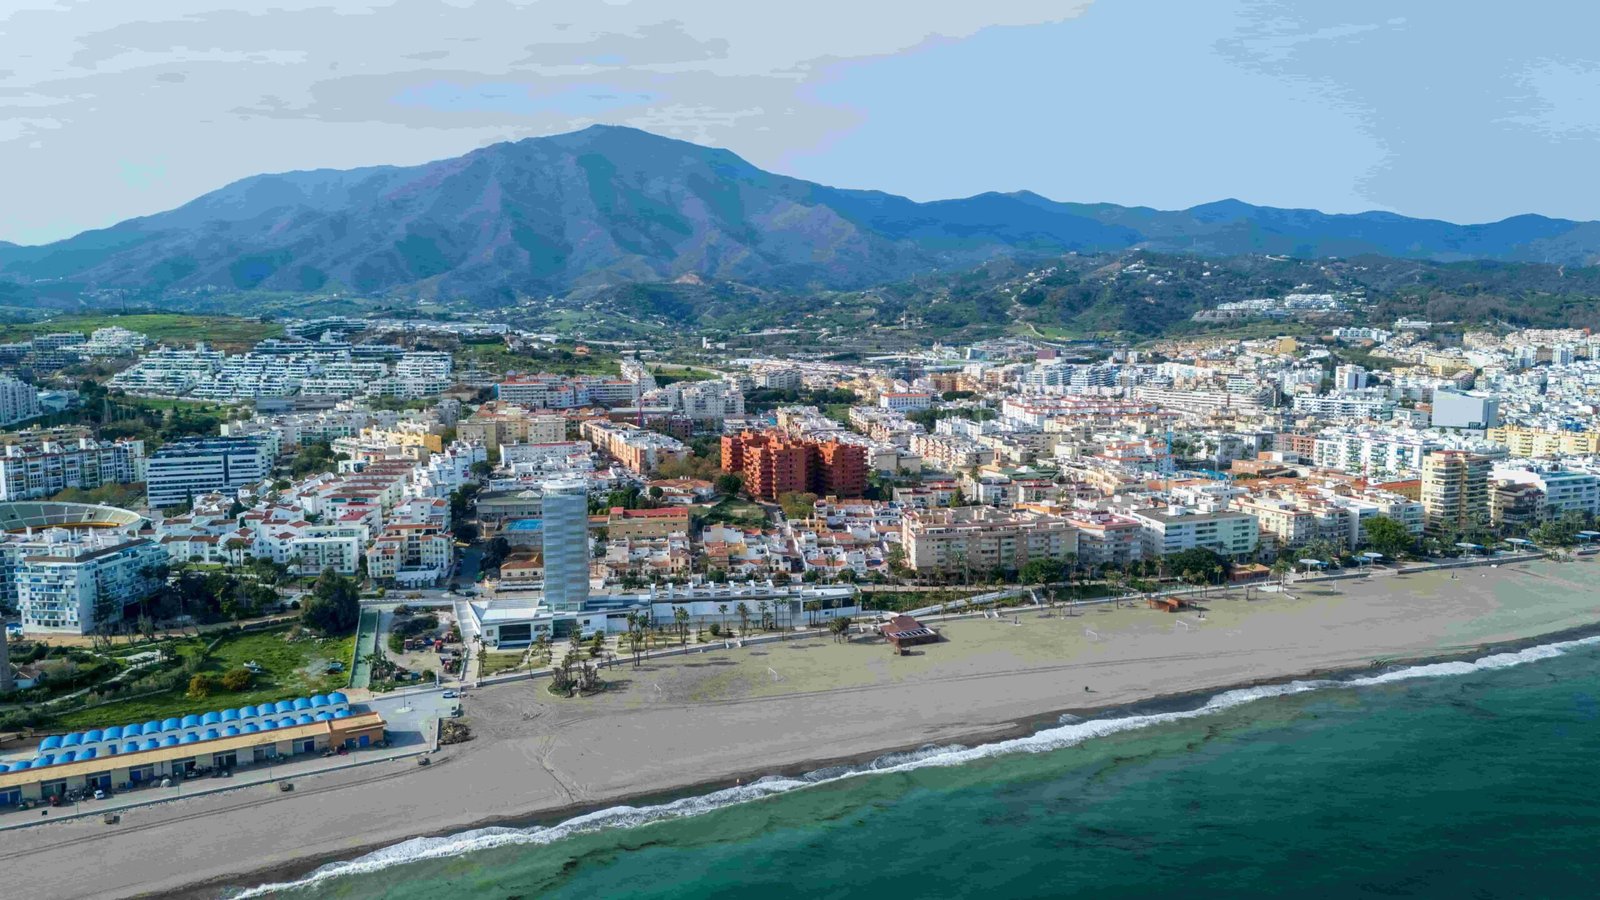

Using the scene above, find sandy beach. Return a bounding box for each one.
[5,557,1599,900]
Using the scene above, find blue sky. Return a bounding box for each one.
[3,1,1600,244]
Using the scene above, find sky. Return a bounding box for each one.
[4,0,1600,245]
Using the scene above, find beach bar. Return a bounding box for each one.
[880,615,938,651]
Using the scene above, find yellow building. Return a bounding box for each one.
[1486,425,1600,458]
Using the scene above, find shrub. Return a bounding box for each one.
[187,673,218,699]
[220,667,254,692]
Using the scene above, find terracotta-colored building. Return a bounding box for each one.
[721,431,867,501]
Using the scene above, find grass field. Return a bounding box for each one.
[479,651,527,676]
[0,313,282,351]
[52,628,354,729]
[698,497,768,528]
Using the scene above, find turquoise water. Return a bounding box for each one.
[247,636,1600,899]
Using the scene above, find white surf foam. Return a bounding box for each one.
[233,632,1600,897]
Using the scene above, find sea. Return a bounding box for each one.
[239,635,1600,899]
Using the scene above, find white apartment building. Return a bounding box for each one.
[909,433,994,472]
[0,375,43,426]
[678,379,746,421]
[497,375,640,408]
[2,531,167,634]
[879,392,934,413]
[146,437,270,510]
[1130,507,1259,559]
[0,438,146,502]
[82,326,150,356]
[1312,429,1438,478]
[109,345,227,396]
[1492,465,1600,517]
[1292,393,1395,420]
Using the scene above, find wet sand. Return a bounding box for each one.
[6,557,1599,900]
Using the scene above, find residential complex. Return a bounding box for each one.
[0,438,145,502]
[721,430,867,501]
[146,437,271,510]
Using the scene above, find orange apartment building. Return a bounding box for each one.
[721,430,867,501]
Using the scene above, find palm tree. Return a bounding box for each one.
[758,600,772,631]
[1270,556,1293,593]
[718,602,730,632]
[673,606,690,646]
[735,601,751,637]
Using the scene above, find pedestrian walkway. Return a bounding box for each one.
[349,608,379,689]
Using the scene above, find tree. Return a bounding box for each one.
[1020,558,1064,586]
[735,601,751,636]
[470,460,493,480]
[778,492,819,520]
[1532,511,1584,548]
[301,568,360,634]
[714,473,743,496]
[454,522,480,544]
[1360,515,1415,558]
[480,537,511,571]
[671,605,692,646]
[1165,547,1226,580]
[828,616,853,643]
[1270,556,1294,591]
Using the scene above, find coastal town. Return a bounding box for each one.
[0,309,1599,893]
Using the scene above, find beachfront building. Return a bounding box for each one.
[146,437,270,510]
[1420,450,1492,536]
[1064,511,1144,568]
[468,581,858,648]
[2,531,166,635]
[0,438,146,502]
[540,477,591,612]
[1489,465,1600,518]
[0,694,383,807]
[900,507,1079,577]
[1129,507,1259,560]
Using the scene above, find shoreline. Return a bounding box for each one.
[163,618,1600,900]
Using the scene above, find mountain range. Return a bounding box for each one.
[4,125,1600,303]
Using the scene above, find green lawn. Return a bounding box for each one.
[698,498,768,528]
[52,628,354,729]
[479,651,526,676]
[0,313,281,351]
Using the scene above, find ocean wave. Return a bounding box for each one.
[233,632,1600,898]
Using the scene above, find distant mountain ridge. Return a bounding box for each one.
[3,125,1599,302]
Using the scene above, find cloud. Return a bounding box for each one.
[0,0,1090,243]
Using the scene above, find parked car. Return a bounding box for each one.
[442,689,458,699]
